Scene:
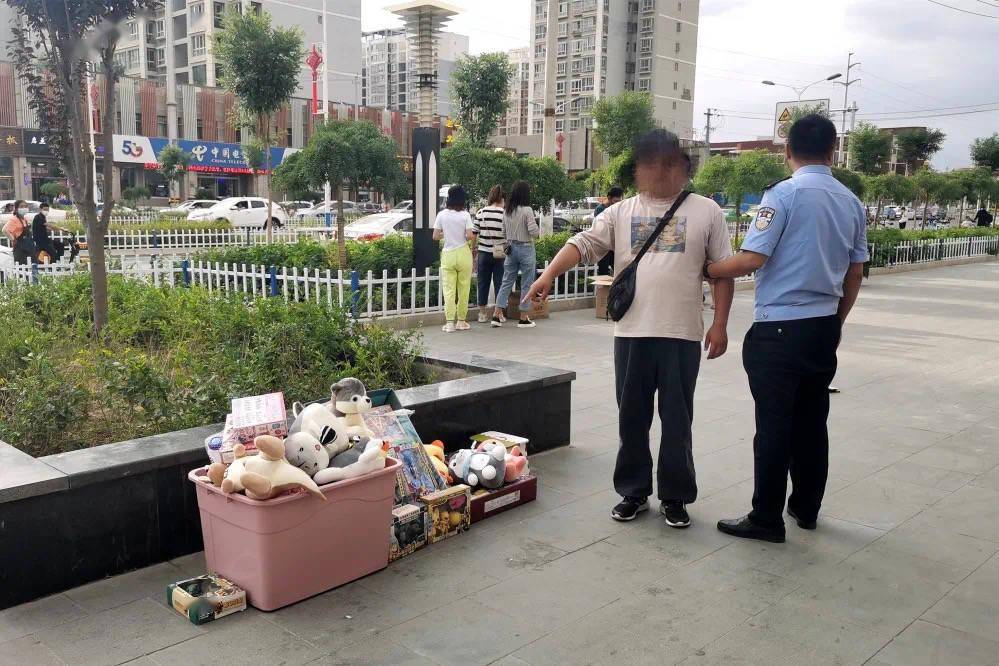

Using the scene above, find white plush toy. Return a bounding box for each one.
[448,446,506,490]
[289,401,354,458]
[283,431,330,477]
[327,378,375,439]
[313,437,386,485]
[215,435,326,501]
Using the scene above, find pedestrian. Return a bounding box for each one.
[974,206,993,228]
[32,202,71,263]
[705,114,867,543]
[434,185,475,333]
[473,185,507,323]
[523,129,735,527]
[493,180,540,329]
[3,199,36,265]
[594,186,624,276]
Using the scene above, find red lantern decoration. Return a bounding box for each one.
[305,45,324,115]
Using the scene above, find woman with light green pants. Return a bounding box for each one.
[434,185,475,332]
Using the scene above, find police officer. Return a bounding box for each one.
[705,114,867,543]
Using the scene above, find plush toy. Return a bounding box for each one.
[314,437,387,485]
[424,441,452,484]
[447,446,506,490]
[474,439,528,483]
[283,431,330,477]
[328,377,375,439]
[210,435,326,501]
[289,402,354,458]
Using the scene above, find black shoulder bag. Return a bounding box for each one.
[606,190,690,322]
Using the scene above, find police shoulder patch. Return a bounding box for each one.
[754,206,777,231]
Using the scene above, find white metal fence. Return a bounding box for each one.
[871,237,999,266]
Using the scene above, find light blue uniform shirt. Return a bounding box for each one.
[742,165,868,322]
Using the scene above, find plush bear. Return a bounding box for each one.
[474,439,528,483]
[447,446,506,490]
[424,441,452,484]
[211,435,326,501]
[328,377,375,439]
[283,431,330,477]
[289,402,354,458]
[314,437,387,485]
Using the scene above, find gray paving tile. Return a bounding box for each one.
[63,562,186,614]
[603,512,732,568]
[147,613,320,665]
[168,552,207,578]
[35,598,202,666]
[874,460,974,492]
[822,475,951,531]
[0,634,65,665]
[922,554,999,643]
[312,637,437,665]
[873,620,999,666]
[971,463,999,491]
[873,519,998,575]
[905,439,999,475]
[390,597,546,666]
[0,593,87,644]
[917,484,999,542]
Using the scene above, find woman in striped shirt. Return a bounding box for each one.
[472,185,507,323]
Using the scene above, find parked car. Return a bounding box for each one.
[187,197,288,228]
[162,200,218,217]
[357,202,381,214]
[296,201,357,221]
[0,199,68,223]
[390,200,414,212]
[342,212,413,241]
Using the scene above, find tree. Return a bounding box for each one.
[971,134,999,171]
[440,140,521,203]
[895,128,945,174]
[520,156,586,214]
[39,180,67,202]
[948,167,993,224]
[848,122,892,175]
[911,168,943,229]
[788,103,831,124]
[831,166,865,199]
[864,173,915,226]
[591,91,656,159]
[589,149,636,195]
[694,151,788,243]
[121,185,150,208]
[156,144,190,201]
[271,151,319,202]
[213,8,303,242]
[450,52,514,146]
[300,119,405,266]
[7,0,161,334]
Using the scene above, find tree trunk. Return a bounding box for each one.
[263,114,274,244]
[875,196,883,229]
[959,196,965,226]
[922,198,929,230]
[734,193,743,245]
[95,53,121,335]
[336,183,347,269]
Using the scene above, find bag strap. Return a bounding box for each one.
[631,190,691,266]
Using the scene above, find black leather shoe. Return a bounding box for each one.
[717,515,785,543]
[787,507,817,530]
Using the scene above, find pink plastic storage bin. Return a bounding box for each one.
[188,457,400,611]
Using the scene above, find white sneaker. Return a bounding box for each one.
[442,322,456,333]
[517,318,536,329]
[455,320,471,331]
[477,312,489,323]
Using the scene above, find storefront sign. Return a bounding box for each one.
[113,134,297,174]
[24,130,52,156]
[0,128,22,156]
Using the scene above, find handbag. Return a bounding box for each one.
[606,190,691,322]
[492,240,506,259]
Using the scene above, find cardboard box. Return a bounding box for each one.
[228,392,288,445]
[589,275,614,320]
[508,291,550,320]
[470,475,538,523]
[420,485,471,544]
[470,431,529,452]
[167,574,247,625]
[389,503,428,562]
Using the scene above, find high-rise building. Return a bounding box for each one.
[114,0,362,105]
[498,47,531,137]
[361,28,469,118]
[527,0,698,139]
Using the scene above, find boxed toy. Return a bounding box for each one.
[389,503,428,562]
[470,474,538,523]
[470,432,530,453]
[420,484,471,544]
[167,574,247,625]
[228,392,288,445]
[390,440,447,504]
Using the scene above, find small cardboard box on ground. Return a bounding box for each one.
[167,574,247,625]
[470,474,538,523]
[420,484,471,543]
[508,291,550,320]
[389,503,429,562]
[589,275,614,320]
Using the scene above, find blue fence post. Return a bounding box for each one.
[324,212,333,230]
[245,227,251,245]
[269,265,278,297]
[31,261,38,284]
[350,270,360,319]
[181,259,191,287]
[151,230,160,249]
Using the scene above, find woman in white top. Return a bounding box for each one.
[433,185,475,332]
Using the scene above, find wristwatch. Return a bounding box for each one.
[703,262,713,280]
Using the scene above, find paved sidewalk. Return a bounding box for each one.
[3,261,999,665]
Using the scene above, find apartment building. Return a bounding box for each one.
[499,47,531,137]
[527,0,698,139]
[361,28,469,118]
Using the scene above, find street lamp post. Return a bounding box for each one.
[832,52,862,167]
[761,73,842,102]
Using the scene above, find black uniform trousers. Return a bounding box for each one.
[743,315,841,528]
[614,337,700,503]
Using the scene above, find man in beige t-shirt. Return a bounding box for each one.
[524,129,735,528]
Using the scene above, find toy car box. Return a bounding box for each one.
[167,574,247,625]
[470,474,538,523]
[420,484,471,544]
[389,503,429,562]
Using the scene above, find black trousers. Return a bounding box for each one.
[743,315,841,528]
[597,251,615,276]
[614,337,700,503]
[476,251,505,307]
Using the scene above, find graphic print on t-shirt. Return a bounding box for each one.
[630,216,687,254]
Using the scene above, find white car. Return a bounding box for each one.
[390,200,414,212]
[280,200,315,214]
[296,201,357,222]
[0,200,68,223]
[162,200,218,216]
[187,197,288,228]
[342,212,413,241]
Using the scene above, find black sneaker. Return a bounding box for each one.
[660,501,691,528]
[490,316,503,328]
[787,507,817,530]
[611,497,649,522]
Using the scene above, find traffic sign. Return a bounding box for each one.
[773,99,830,144]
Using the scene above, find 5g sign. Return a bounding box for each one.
[121,139,144,157]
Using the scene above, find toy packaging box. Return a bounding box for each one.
[470,474,538,523]
[390,440,447,505]
[167,574,247,625]
[470,432,530,452]
[228,392,288,445]
[389,503,429,562]
[420,484,471,544]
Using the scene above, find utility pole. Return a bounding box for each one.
[836,52,861,166]
[704,108,714,146]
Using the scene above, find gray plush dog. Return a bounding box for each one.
[328,377,375,438]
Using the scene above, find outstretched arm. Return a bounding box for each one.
[523,244,582,303]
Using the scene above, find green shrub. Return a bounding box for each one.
[0,275,422,456]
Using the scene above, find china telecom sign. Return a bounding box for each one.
[112,135,297,174]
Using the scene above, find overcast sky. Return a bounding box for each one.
[363,0,999,169]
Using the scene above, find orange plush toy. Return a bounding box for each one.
[424,441,452,484]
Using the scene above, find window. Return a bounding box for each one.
[557,42,567,57]
[674,61,679,72]
[192,64,207,85]
[558,22,568,37]
[572,39,583,54]
[675,41,681,53]
[678,1,682,11]
[251,200,265,209]
[157,115,168,136]
[638,78,650,92]
[559,1,568,16]
[213,1,226,28]
[582,56,594,72]
[128,21,137,38]
[155,19,164,38]
[556,61,566,75]
[676,21,682,33]
[673,101,677,110]
[532,119,544,133]
[190,33,206,57]
[189,1,204,17]
[674,81,679,91]
[569,118,581,131]
[570,78,582,93]
[571,59,581,73]
[535,24,546,40]
[534,62,544,76]
[640,17,654,33]
[534,44,545,58]
[582,75,593,91]
[146,48,157,66]
[555,101,565,113]
[555,81,566,95]
[639,57,651,73]
[641,0,655,9]
[640,37,653,53]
